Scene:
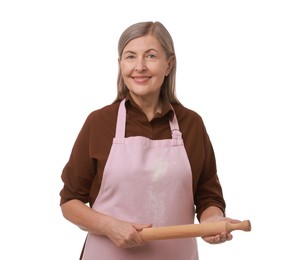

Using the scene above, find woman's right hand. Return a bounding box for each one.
[61,200,152,248]
[103,217,152,248]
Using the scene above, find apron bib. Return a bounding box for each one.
[82,99,198,260]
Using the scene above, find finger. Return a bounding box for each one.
[226,233,233,241]
[208,234,228,245]
[220,234,227,242]
[213,235,221,244]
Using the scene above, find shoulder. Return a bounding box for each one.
[88,101,120,118]
[172,102,204,125]
[87,102,120,122]
[171,102,209,142]
[77,101,121,135]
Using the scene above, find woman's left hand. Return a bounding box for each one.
[201,216,241,244]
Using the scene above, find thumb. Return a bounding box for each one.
[133,223,153,231]
[225,217,241,224]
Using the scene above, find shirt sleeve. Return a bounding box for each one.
[194,122,226,221]
[59,114,96,205]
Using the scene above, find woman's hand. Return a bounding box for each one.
[61,200,152,248]
[199,206,241,245]
[201,217,241,244]
[103,217,152,248]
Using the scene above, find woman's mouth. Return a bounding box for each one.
[132,76,151,84]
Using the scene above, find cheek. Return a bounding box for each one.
[151,62,169,77]
[120,62,134,76]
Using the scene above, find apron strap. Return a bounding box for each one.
[169,105,182,139]
[115,99,127,139]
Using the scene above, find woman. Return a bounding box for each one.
[60,21,239,260]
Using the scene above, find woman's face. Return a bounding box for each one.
[119,34,172,101]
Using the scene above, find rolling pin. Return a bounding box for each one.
[141,220,251,241]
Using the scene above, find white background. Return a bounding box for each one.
[1,0,290,259]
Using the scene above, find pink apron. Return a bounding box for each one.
[82,99,198,260]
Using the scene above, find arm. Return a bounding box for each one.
[61,199,151,248]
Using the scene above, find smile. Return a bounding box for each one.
[132,76,151,83]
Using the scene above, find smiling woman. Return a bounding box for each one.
[116,22,177,103]
[59,21,240,260]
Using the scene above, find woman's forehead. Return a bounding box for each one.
[123,35,163,52]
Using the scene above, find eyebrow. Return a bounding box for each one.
[123,48,159,55]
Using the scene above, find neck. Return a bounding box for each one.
[143,101,162,121]
[131,94,162,121]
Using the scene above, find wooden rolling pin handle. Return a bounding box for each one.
[140,220,251,241]
[226,220,251,233]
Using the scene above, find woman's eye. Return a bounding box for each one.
[147,54,156,59]
[126,55,135,60]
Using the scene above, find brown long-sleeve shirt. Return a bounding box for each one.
[60,96,226,221]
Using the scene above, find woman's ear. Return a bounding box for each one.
[165,56,175,76]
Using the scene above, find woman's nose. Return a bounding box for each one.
[134,58,146,72]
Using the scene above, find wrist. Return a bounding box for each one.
[200,206,224,223]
